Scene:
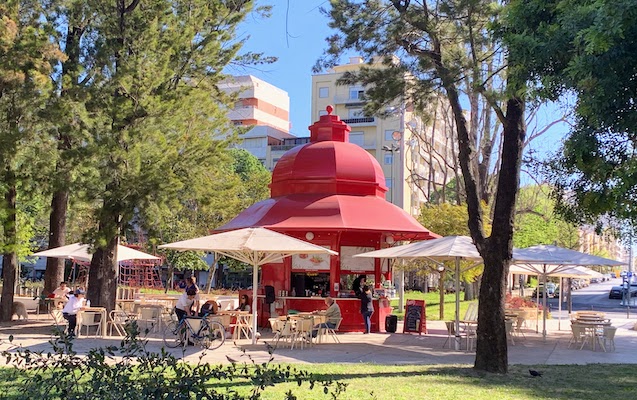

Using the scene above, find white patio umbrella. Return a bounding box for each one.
[354,236,482,350]
[512,245,626,337]
[33,242,161,262]
[158,227,338,344]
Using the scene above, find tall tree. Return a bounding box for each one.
[503,0,637,234]
[317,0,528,372]
[41,0,93,295]
[0,0,63,320]
[81,0,267,312]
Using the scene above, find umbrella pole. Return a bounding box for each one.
[454,257,461,351]
[252,258,259,345]
[558,277,562,331]
[535,277,539,333]
[542,271,547,339]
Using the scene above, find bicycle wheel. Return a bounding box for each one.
[200,321,225,350]
[163,320,185,348]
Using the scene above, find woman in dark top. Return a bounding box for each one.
[359,285,374,334]
[352,274,366,296]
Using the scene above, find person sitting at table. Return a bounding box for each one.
[235,294,251,312]
[51,281,71,308]
[174,289,197,321]
[311,297,341,338]
[199,300,219,317]
[61,289,87,337]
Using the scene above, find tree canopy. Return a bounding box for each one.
[504,0,637,235]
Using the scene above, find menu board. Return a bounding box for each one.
[291,248,331,271]
[340,246,376,272]
[403,299,426,335]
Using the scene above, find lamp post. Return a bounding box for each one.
[437,265,446,320]
[382,131,402,204]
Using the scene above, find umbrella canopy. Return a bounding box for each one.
[158,227,338,344]
[33,243,160,262]
[511,244,626,337]
[353,235,482,261]
[354,236,482,350]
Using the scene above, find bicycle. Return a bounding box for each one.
[163,312,226,350]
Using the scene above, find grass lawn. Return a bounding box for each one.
[391,290,473,321]
[1,363,635,399]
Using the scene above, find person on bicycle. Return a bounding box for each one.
[174,288,197,321]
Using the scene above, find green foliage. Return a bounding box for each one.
[513,185,579,249]
[1,323,346,399]
[503,0,637,234]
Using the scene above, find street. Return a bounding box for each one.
[543,276,635,312]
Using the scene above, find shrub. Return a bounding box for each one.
[1,322,347,399]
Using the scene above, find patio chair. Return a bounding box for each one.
[462,303,478,322]
[505,319,515,345]
[293,316,314,349]
[50,309,71,337]
[443,321,464,349]
[108,310,130,336]
[78,310,102,337]
[137,305,162,333]
[568,323,586,348]
[601,326,617,352]
[318,317,342,344]
[273,319,296,349]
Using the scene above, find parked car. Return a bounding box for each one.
[609,286,623,299]
[533,283,556,298]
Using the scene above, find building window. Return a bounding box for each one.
[319,87,329,98]
[350,132,364,146]
[384,130,395,141]
[349,87,364,100]
[348,108,364,118]
[385,178,393,188]
[384,153,393,164]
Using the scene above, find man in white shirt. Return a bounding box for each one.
[62,289,86,337]
[174,289,197,321]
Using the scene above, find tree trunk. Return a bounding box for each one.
[0,175,17,321]
[86,235,118,313]
[43,189,69,295]
[463,277,475,301]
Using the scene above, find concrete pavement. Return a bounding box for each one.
[1,311,636,367]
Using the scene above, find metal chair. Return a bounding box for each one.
[318,318,342,343]
[568,323,586,348]
[78,310,102,337]
[137,305,162,333]
[601,326,617,352]
[108,310,130,336]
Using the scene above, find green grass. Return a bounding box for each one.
[2,364,635,399]
[391,290,474,321]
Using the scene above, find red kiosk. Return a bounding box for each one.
[219,106,438,332]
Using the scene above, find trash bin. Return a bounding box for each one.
[385,315,398,333]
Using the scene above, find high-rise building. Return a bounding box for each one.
[219,75,297,170]
[311,56,456,215]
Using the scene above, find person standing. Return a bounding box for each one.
[174,289,197,321]
[352,274,366,297]
[185,276,200,312]
[359,285,374,334]
[61,289,87,337]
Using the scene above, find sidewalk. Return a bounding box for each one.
[1,312,636,366]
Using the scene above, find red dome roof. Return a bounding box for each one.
[270,141,387,197]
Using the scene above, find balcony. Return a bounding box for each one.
[342,117,375,125]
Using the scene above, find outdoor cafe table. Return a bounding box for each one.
[576,319,612,351]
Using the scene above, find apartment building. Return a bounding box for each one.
[219,75,296,170]
[311,56,456,215]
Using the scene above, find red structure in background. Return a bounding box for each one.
[220,106,438,332]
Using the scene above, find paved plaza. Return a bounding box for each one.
[1,311,636,367]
